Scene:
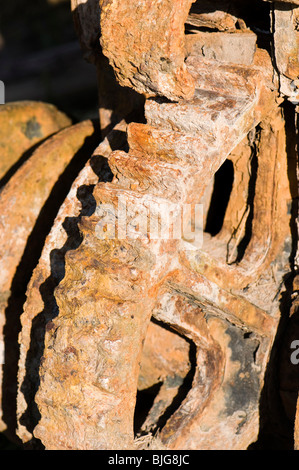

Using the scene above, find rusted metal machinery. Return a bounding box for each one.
[0,0,298,450]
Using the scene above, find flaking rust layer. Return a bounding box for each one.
[16,121,127,444]
[99,0,196,101]
[31,41,294,449]
[0,0,295,451]
[0,119,99,436]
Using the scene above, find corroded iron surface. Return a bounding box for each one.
[0,118,100,440]
[0,0,298,451]
[0,101,71,182]
[31,50,295,449]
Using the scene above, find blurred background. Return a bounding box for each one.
[0,0,99,122]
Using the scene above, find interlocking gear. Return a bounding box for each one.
[0,0,298,450]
